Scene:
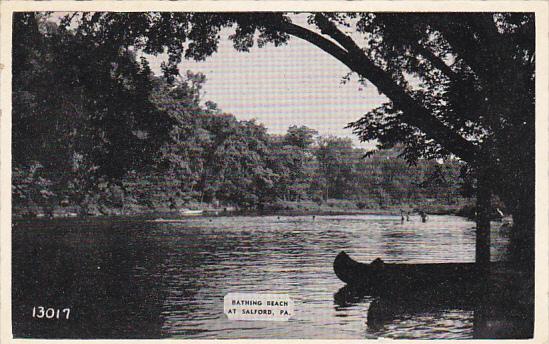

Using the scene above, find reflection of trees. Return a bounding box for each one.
[333,268,534,339]
[12,220,168,338]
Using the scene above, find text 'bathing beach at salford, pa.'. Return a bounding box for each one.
[11,11,536,339]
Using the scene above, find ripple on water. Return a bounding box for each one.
[13,215,509,339]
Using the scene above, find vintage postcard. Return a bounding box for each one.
[1,1,548,342]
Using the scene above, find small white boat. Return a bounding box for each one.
[149,218,187,223]
[179,208,203,216]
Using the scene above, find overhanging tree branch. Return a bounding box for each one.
[413,43,459,81]
[427,15,508,84]
[268,16,480,164]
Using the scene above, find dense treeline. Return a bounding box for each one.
[12,13,470,217]
[124,114,468,213]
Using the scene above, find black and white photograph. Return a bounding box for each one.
[2,1,548,341]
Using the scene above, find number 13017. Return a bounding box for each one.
[32,307,70,320]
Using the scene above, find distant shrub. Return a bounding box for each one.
[356,201,367,209]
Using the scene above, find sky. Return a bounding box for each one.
[146,29,387,148]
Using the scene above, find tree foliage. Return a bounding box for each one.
[14,12,535,262]
[13,13,174,209]
[60,12,533,184]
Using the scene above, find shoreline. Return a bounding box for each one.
[12,207,468,221]
[12,198,474,220]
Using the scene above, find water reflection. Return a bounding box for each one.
[12,219,167,338]
[334,278,532,340]
[12,215,515,339]
[334,285,475,338]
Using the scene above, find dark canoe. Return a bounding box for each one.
[333,251,484,298]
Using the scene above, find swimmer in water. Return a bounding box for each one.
[419,211,428,223]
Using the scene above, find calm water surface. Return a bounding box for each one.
[12,214,509,339]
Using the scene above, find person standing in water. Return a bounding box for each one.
[419,210,428,223]
[400,209,405,223]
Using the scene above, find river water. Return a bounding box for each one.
[12,214,510,339]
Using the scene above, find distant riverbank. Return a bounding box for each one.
[12,198,473,219]
[259,199,470,216]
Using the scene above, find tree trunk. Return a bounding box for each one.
[492,160,535,270]
[476,168,491,271]
[508,191,535,271]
